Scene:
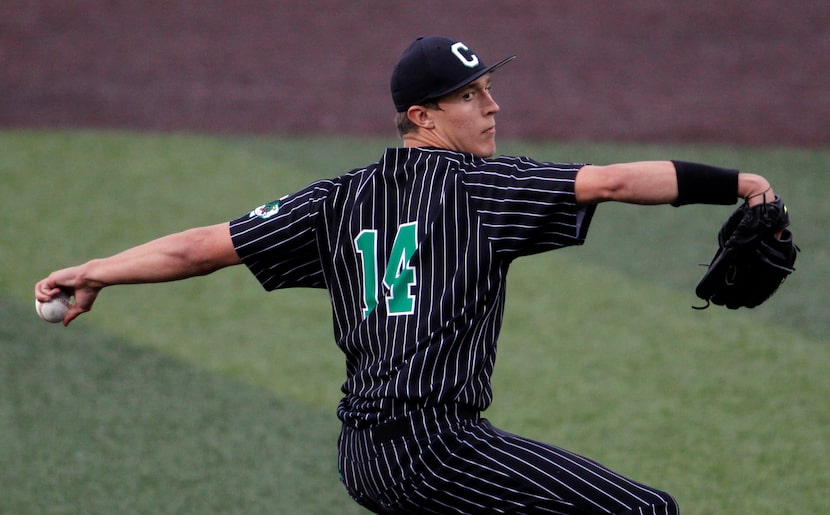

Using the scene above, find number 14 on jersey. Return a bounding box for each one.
[354,222,419,317]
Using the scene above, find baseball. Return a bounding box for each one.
[35,291,73,323]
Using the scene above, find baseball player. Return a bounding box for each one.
[36,36,781,514]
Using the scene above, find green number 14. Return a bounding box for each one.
[354,222,418,317]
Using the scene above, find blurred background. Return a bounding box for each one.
[2,0,828,146]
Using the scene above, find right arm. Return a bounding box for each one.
[34,222,241,325]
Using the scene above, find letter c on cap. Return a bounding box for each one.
[451,42,480,68]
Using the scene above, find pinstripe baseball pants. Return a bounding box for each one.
[338,404,678,514]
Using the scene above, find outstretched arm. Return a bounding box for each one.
[34,222,241,326]
[575,161,775,207]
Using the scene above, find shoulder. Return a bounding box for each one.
[486,155,584,172]
[300,163,375,197]
[460,154,585,183]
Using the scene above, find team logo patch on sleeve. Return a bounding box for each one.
[251,200,281,219]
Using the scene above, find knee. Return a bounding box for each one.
[636,490,679,515]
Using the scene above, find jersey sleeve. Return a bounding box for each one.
[462,156,596,259]
[229,180,333,291]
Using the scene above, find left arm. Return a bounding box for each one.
[574,161,775,207]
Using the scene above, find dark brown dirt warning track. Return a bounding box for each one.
[2,1,828,147]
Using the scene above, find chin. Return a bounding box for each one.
[477,145,497,158]
[466,141,496,158]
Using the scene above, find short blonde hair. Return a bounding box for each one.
[395,101,440,137]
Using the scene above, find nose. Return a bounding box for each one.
[484,90,500,114]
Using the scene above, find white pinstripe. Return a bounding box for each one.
[230,147,678,513]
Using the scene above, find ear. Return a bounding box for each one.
[407,105,435,129]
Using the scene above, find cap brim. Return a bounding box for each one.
[424,54,516,103]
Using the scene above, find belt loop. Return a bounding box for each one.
[370,404,478,445]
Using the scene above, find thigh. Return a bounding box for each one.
[398,419,678,515]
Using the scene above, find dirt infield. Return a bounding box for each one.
[2,1,827,147]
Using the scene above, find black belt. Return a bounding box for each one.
[370,404,479,445]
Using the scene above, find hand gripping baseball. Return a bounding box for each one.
[35,266,101,326]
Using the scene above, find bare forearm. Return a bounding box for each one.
[575,161,775,206]
[575,161,678,205]
[80,223,240,288]
[35,223,241,326]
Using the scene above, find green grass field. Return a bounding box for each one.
[2,130,828,514]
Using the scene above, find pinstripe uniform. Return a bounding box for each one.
[229,147,679,514]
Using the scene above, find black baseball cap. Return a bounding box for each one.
[391,36,516,112]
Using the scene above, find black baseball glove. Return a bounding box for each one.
[695,195,798,309]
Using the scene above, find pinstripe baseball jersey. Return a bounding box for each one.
[229,147,595,429]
